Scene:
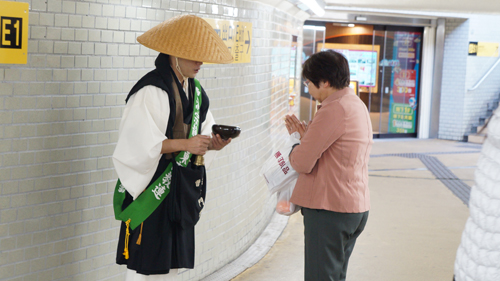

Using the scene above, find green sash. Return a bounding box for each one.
[113,79,203,230]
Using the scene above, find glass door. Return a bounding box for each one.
[300,25,325,121]
[300,21,423,138]
[369,28,386,134]
[372,25,423,138]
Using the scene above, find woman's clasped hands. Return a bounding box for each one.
[285,114,309,139]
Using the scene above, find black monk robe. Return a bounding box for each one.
[115,53,210,274]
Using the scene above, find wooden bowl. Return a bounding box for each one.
[212,125,241,140]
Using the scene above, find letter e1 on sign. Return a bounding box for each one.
[0,1,29,64]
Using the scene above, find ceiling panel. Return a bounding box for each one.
[324,0,500,14]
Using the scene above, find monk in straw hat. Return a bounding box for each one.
[112,15,233,280]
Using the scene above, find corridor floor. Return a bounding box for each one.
[231,139,478,281]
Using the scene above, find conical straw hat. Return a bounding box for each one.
[137,15,233,64]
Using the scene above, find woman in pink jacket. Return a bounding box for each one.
[285,50,373,281]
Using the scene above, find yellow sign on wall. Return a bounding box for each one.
[477,42,499,57]
[468,41,499,57]
[0,0,29,64]
[204,18,252,63]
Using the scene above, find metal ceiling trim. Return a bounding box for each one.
[315,9,438,27]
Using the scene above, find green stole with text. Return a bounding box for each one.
[113,79,203,231]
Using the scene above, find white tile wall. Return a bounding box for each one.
[438,18,469,140]
[438,16,500,140]
[462,15,500,135]
[0,0,303,280]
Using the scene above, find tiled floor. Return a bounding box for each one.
[230,139,478,281]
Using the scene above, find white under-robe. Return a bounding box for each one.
[112,82,216,280]
[113,84,216,199]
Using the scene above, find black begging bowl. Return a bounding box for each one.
[212,124,241,140]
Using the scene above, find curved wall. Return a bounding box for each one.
[0,0,304,280]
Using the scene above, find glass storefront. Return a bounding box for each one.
[301,22,424,138]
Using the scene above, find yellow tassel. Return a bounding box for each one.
[136,222,143,245]
[123,219,131,260]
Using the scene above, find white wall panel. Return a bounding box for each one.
[0,1,303,280]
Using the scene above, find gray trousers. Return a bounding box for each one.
[302,208,369,281]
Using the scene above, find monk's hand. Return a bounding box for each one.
[285,114,307,139]
[187,135,211,155]
[208,133,231,151]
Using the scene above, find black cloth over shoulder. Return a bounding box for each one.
[125,53,209,132]
[116,53,209,275]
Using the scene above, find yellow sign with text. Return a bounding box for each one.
[469,41,499,57]
[0,0,29,64]
[477,42,499,57]
[204,18,252,63]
